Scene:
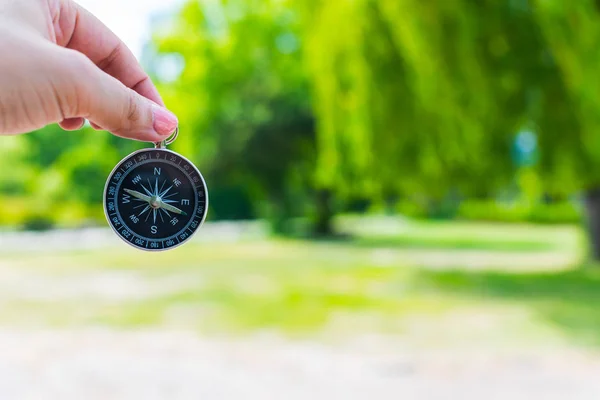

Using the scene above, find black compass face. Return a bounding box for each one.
[104,149,208,251]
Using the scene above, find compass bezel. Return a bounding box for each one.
[103,147,209,252]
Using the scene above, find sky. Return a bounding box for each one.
[76,0,184,59]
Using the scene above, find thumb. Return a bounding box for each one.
[65,52,178,142]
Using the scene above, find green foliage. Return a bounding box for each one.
[0,136,36,195]
[298,0,532,199]
[0,125,119,229]
[149,0,600,230]
[5,0,600,231]
[531,0,600,190]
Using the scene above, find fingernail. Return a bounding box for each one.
[153,105,178,136]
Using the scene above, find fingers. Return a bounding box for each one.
[62,51,178,142]
[59,117,85,131]
[54,0,164,106]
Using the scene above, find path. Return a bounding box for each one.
[0,329,600,400]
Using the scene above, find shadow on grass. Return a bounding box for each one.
[417,265,600,346]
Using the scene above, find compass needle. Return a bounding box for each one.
[158,201,187,216]
[123,189,152,203]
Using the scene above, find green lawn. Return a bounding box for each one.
[0,218,596,346]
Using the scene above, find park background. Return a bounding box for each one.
[2,0,600,398]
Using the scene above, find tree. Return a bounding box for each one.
[299,0,600,255]
[296,0,538,217]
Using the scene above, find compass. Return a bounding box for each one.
[103,131,208,251]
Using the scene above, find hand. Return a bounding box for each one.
[0,0,178,142]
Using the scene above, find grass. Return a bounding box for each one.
[0,218,594,346]
[417,266,600,346]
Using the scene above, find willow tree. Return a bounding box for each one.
[300,0,600,254]
[296,0,539,215]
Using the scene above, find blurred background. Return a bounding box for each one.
[4,0,600,398]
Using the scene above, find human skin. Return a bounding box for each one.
[0,0,178,142]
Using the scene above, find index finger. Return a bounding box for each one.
[54,0,164,106]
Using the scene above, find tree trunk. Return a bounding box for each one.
[584,188,600,260]
[313,189,334,236]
